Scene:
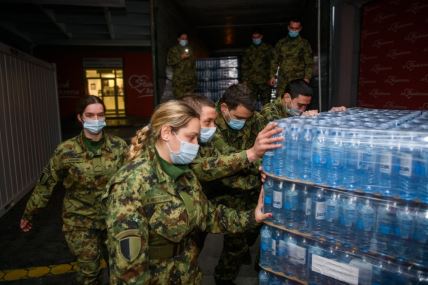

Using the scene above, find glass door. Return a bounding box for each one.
[85,69,125,117]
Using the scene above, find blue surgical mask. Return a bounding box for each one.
[179,39,188,47]
[83,119,106,134]
[252,38,262,45]
[167,134,200,165]
[200,127,216,143]
[288,30,299,38]
[287,108,302,117]
[227,118,246,130]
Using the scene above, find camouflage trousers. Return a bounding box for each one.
[63,227,107,285]
[172,80,196,99]
[213,190,260,282]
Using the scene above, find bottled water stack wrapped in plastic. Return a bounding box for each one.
[262,108,428,202]
[260,109,428,284]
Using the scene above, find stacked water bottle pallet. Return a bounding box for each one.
[260,108,428,285]
[196,56,239,102]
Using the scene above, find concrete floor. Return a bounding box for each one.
[0,124,259,284]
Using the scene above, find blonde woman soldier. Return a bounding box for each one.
[103,100,271,284]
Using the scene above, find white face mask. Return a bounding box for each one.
[83,118,106,134]
[199,127,216,143]
[167,134,200,165]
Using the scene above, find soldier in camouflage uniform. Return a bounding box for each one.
[103,100,270,284]
[167,33,197,99]
[20,96,128,285]
[270,19,313,97]
[212,84,267,284]
[261,79,314,124]
[241,31,273,106]
[181,94,282,198]
[260,79,346,125]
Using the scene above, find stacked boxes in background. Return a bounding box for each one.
[196,56,239,102]
[261,108,428,285]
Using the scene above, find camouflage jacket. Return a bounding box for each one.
[103,144,256,284]
[167,44,197,90]
[190,132,252,182]
[22,132,127,230]
[214,106,264,191]
[241,42,273,85]
[270,36,313,82]
[260,96,290,125]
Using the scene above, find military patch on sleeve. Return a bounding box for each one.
[116,229,142,263]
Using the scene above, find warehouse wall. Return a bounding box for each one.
[358,0,428,110]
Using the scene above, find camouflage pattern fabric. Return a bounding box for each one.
[22,132,127,284]
[241,42,273,105]
[260,96,290,125]
[213,105,264,281]
[167,44,197,99]
[64,227,107,285]
[270,36,313,96]
[103,144,257,285]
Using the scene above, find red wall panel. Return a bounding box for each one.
[358,0,428,110]
[35,47,154,120]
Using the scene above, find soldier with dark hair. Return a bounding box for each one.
[167,32,197,99]
[214,83,266,284]
[270,19,314,97]
[241,30,273,106]
[20,95,128,285]
[261,79,347,124]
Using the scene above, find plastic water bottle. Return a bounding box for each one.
[273,181,285,225]
[298,124,313,181]
[284,123,300,178]
[398,132,421,201]
[325,192,340,242]
[395,205,415,259]
[341,196,357,248]
[262,146,274,175]
[311,126,329,185]
[287,235,308,279]
[419,148,428,203]
[259,270,270,285]
[313,188,326,236]
[263,177,274,217]
[413,209,428,266]
[260,225,272,268]
[358,133,379,194]
[273,121,287,176]
[308,242,325,285]
[276,232,288,274]
[355,198,376,253]
[271,228,282,271]
[269,275,283,285]
[378,132,399,197]
[342,130,360,190]
[300,185,313,233]
[327,128,344,187]
[284,183,299,229]
[376,202,397,256]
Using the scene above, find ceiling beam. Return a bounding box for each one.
[0,23,34,44]
[197,22,286,29]
[39,7,72,38]
[36,39,151,46]
[104,7,115,40]
[0,0,125,8]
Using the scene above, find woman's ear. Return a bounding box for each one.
[77,114,83,124]
[160,125,172,141]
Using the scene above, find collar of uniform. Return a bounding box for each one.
[155,149,190,181]
[78,131,113,156]
[214,103,229,131]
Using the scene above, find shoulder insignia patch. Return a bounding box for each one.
[117,229,142,263]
